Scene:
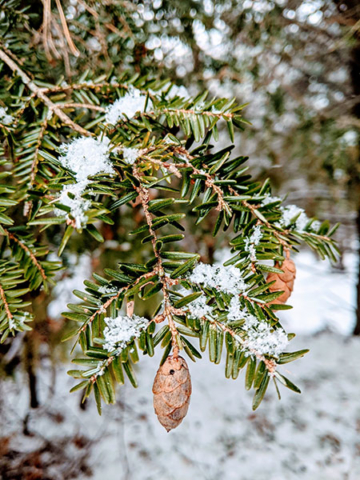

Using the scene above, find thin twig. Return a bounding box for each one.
[42,0,53,62]
[55,0,80,57]
[58,103,105,112]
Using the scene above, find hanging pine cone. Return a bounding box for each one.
[152,355,191,432]
[267,251,296,304]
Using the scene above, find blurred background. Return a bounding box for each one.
[1,0,360,479]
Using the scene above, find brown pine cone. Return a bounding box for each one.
[267,252,296,304]
[152,355,191,432]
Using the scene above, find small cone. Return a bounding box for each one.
[267,252,296,305]
[152,355,191,432]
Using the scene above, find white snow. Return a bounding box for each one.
[244,224,262,261]
[243,320,289,358]
[56,183,92,229]
[122,147,140,165]
[189,263,247,294]
[105,88,152,125]
[1,332,360,480]
[0,106,13,124]
[261,193,282,205]
[279,250,357,335]
[280,204,309,232]
[48,254,92,319]
[103,315,149,352]
[187,293,213,318]
[167,84,190,99]
[55,136,114,228]
[58,136,113,182]
[224,295,289,357]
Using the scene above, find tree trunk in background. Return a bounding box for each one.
[354,208,360,334]
[349,28,360,335]
[335,1,360,334]
[24,332,39,408]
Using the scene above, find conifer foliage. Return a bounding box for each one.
[0,1,339,425]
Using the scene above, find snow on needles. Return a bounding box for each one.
[167,84,190,99]
[122,147,140,165]
[226,296,289,358]
[187,294,213,319]
[244,225,262,261]
[59,136,114,182]
[55,136,114,229]
[279,204,309,232]
[189,263,247,295]
[103,315,149,352]
[261,194,316,233]
[188,262,289,358]
[0,106,13,125]
[105,87,152,125]
[243,319,289,358]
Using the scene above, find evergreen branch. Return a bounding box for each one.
[0,49,90,136]
[168,146,229,212]
[79,270,157,333]
[24,117,49,216]
[132,164,181,357]
[4,230,47,282]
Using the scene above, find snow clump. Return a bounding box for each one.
[55,136,114,228]
[122,147,140,165]
[0,106,13,125]
[279,204,309,232]
[244,225,262,261]
[103,315,149,352]
[189,263,247,295]
[105,87,152,125]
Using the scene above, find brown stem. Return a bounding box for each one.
[0,283,13,323]
[162,107,235,120]
[43,81,130,94]
[167,146,228,211]
[58,103,105,112]
[132,164,180,356]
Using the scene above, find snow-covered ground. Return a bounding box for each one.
[1,250,359,480]
[280,250,357,335]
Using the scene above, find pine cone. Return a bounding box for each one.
[152,355,191,432]
[267,253,296,304]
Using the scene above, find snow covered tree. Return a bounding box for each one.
[0,1,338,426]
